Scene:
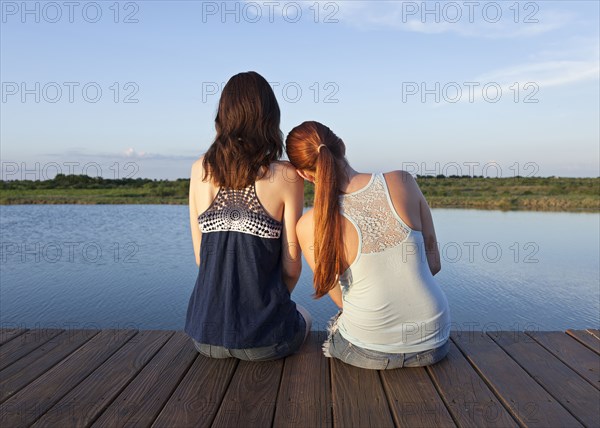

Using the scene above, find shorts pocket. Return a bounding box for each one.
[415,349,436,365]
[239,344,280,361]
[342,342,389,370]
[408,341,449,367]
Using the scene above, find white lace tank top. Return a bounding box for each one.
[335,173,451,353]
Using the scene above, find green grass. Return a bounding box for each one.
[415,176,599,211]
[1,174,598,211]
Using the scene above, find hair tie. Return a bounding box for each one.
[317,144,327,153]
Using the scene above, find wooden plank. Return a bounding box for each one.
[273,331,332,428]
[211,359,285,428]
[0,329,64,371]
[587,329,600,339]
[31,330,173,427]
[490,330,600,428]
[451,331,583,427]
[0,329,98,403]
[380,366,456,427]
[427,341,518,428]
[0,328,28,346]
[566,329,600,355]
[331,359,394,428]
[526,331,600,390]
[152,354,238,428]
[0,329,136,427]
[92,332,197,428]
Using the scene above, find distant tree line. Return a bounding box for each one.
[1,174,598,210]
[1,173,582,189]
[0,174,188,189]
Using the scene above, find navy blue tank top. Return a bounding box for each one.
[184,182,302,349]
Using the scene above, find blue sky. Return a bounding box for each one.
[1,0,599,179]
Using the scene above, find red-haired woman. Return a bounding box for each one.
[286,121,450,369]
[184,72,311,360]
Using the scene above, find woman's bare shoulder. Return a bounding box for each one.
[384,169,417,183]
[271,160,298,175]
[384,170,421,192]
[383,170,425,210]
[271,160,294,168]
[265,161,302,186]
[190,155,205,177]
[192,155,218,187]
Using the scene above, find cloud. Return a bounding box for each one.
[424,33,600,106]
[423,59,598,106]
[124,147,145,158]
[530,36,600,62]
[327,0,573,38]
[42,148,200,162]
[477,59,599,85]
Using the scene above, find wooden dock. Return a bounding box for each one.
[0,328,598,427]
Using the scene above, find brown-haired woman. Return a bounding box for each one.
[286,121,450,369]
[184,72,311,361]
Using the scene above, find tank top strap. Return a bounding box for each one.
[377,172,401,218]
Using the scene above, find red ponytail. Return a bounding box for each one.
[286,121,347,298]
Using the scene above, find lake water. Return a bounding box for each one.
[1,205,598,332]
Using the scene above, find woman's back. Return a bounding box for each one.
[192,161,294,224]
[335,172,451,353]
[286,120,450,367]
[184,160,304,349]
[185,71,310,361]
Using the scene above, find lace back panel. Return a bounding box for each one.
[340,173,410,254]
[199,184,282,239]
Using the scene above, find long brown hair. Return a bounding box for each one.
[203,71,283,188]
[286,121,348,298]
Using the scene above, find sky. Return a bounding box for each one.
[1,0,599,180]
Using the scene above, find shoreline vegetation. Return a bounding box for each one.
[1,174,598,212]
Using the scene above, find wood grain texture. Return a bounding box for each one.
[273,331,332,428]
[92,332,197,428]
[380,366,456,428]
[587,329,600,339]
[152,354,238,428]
[490,330,600,428]
[0,329,63,371]
[31,330,173,427]
[427,341,519,428]
[1,328,597,427]
[451,330,584,428]
[0,329,98,403]
[526,331,600,390]
[331,359,394,428]
[566,329,600,355]
[0,329,136,427]
[0,328,28,346]
[211,358,284,428]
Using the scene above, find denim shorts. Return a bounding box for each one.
[327,329,450,370]
[191,311,307,362]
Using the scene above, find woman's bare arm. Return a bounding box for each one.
[419,191,441,276]
[280,164,304,293]
[385,170,441,276]
[189,161,202,267]
[297,210,343,308]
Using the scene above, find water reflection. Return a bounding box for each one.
[1,205,598,331]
